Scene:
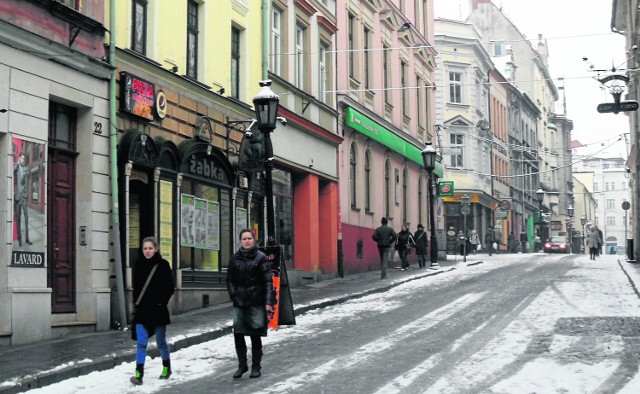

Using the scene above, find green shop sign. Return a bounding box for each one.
[345,107,444,177]
[438,181,454,197]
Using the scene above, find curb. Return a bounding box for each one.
[0,263,478,393]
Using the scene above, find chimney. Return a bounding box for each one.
[472,0,492,10]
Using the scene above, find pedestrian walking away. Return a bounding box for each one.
[520,230,528,253]
[130,236,175,385]
[227,229,276,379]
[458,231,468,256]
[372,217,398,279]
[485,226,495,256]
[414,224,428,268]
[469,229,480,254]
[586,227,602,260]
[395,224,416,270]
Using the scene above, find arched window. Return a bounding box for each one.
[384,159,390,217]
[364,150,371,211]
[402,167,408,223]
[418,176,423,225]
[350,144,357,208]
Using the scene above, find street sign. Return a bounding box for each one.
[622,201,631,210]
[596,101,639,114]
[438,181,454,197]
[597,103,618,113]
[460,206,471,215]
[620,101,639,112]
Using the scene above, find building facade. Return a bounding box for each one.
[433,18,496,249]
[337,0,440,274]
[112,0,341,323]
[0,0,112,345]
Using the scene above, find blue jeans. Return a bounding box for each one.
[136,324,170,365]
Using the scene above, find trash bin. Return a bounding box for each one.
[627,239,634,261]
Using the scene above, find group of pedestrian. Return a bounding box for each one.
[372,218,432,279]
[129,229,276,385]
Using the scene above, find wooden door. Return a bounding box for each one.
[47,149,76,313]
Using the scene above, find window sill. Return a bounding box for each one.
[365,210,374,216]
[351,206,361,212]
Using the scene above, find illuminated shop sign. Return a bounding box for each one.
[120,72,155,121]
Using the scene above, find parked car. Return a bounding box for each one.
[544,236,571,254]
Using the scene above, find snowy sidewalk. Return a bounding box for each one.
[0,257,481,394]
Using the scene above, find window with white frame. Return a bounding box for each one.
[348,14,355,79]
[607,216,616,226]
[450,133,464,167]
[319,43,328,104]
[449,71,462,104]
[231,27,240,99]
[606,199,615,209]
[364,27,370,89]
[401,61,408,116]
[296,25,306,89]
[271,7,282,75]
[383,44,390,105]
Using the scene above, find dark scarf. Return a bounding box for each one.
[235,246,257,260]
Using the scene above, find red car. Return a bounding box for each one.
[544,236,571,254]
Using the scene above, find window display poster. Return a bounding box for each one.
[181,194,195,247]
[207,201,220,250]
[159,180,173,266]
[236,208,248,241]
[194,198,207,249]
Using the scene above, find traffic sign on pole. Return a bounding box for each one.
[597,101,639,114]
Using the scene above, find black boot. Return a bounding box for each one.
[159,359,172,379]
[233,347,248,379]
[130,363,144,385]
[250,350,262,378]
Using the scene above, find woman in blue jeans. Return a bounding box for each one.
[130,237,175,385]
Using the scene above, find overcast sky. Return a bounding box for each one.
[434,0,630,160]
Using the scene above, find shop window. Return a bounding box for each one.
[273,168,293,266]
[179,180,232,272]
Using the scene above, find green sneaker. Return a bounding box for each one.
[130,370,143,385]
[159,366,172,379]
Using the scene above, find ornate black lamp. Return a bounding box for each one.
[253,80,280,246]
[421,142,439,269]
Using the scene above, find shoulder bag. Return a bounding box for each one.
[130,263,159,340]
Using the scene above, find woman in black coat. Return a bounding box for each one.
[413,224,428,268]
[130,236,175,385]
[227,229,276,379]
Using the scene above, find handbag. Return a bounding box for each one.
[130,263,159,340]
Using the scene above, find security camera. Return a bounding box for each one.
[633,45,638,50]
[277,116,287,126]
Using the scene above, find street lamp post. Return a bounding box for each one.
[422,143,439,269]
[567,205,574,254]
[536,188,545,249]
[461,194,471,263]
[253,80,280,246]
[580,215,587,254]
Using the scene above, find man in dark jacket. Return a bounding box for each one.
[414,224,428,268]
[485,226,495,256]
[372,217,397,279]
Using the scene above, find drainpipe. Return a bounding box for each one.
[109,0,127,329]
[262,0,269,80]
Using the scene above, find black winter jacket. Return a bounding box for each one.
[226,247,276,307]
[372,225,398,248]
[132,253,174,327]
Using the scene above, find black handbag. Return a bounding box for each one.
[130,263,159,340]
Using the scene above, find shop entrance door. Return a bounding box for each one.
[47,149,76,313]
